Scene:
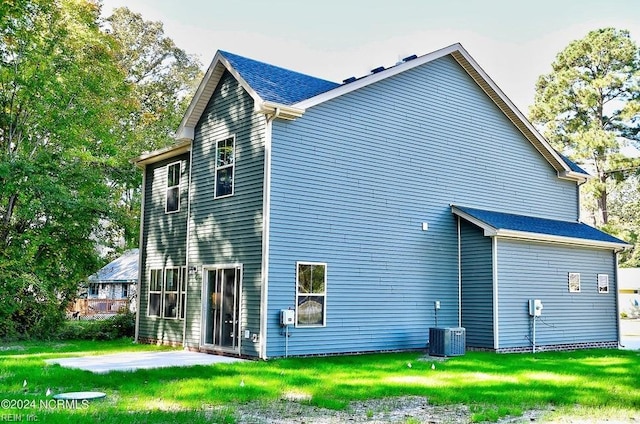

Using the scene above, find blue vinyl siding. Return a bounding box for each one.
[185,71,265,356]
[460,219,494,348]
[138,154,189,343]
[496,239,617,349]
[266,55,579,357]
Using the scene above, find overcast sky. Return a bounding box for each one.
[100,0,640,115]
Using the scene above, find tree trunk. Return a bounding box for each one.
[595,184,608,226]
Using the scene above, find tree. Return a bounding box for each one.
[529,28,640,226]
[102,7,202,250]
[0,0,131,337]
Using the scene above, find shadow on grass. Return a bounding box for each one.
[1,341,639,423]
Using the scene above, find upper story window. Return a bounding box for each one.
[166,162,181,213]
[296,262,327,327]
[215,136,235,198]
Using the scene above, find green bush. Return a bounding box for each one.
[57,311,135,340]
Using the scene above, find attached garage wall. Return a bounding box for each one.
[496,239,618,351]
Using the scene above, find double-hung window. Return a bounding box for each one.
[148,267,185,319]
[148,269,163,317]
[164,268,180,319]
[166,162,180,213]
[180,267,187,319]
[296,262,327,327]
[215,136,235,198]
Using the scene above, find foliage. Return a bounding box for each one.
[1,341,639,423]
[102,7,202,251]
[56,311,135,340]
[0,0,132,339]
[529,28,640,227]
[0,2,201,338]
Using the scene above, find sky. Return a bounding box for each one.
[99,0,640,114]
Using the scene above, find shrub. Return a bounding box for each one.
[56,311,135,340]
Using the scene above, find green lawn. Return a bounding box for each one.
[0,339,638,423]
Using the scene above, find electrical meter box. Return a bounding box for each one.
[528,299,543,317]
[280,309,295,326]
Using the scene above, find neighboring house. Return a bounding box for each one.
[76,249,138,315]
[134,43,630,359]
[618,268,640,318]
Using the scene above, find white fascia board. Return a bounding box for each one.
[494,229,631,251]
[451,206,630,251]
[176,51,226,140]
[558,170,590,183]
[133,140,191,168]
[293,43,463,110]
[175,51,268,141]
[450,206,498,236]
[256,101,305,120]
[450,47,573,177]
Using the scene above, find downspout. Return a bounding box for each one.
[134,168,147,343]
[615,252,622,348]
[182,147,194,349]
[492,237,499,350]
[577,180,587,221]
[457,216,462,327]
[259,107,281,359]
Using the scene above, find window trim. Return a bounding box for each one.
[147,267,186,319]
[597,274,610,294]
[165,161,181,214]
[295,262,327,328]
[163,267,180,319]
[214,135,236,199]
[148,269,163,317]
[568,272,581,293]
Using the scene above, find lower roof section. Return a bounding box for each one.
[452,205,631,251]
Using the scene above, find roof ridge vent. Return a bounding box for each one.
[343,76,357,84]
[402,54,418,62]
[371,66,385,74]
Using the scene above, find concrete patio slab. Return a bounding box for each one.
[45,351,244,374]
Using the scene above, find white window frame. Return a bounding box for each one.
[179,267,187,319]
[165,161,181,213]
[148,269,163,317]
[295,262,327,327]
[214,136,235,199]
[163,268,180,319]
[568,272,581,293]
[147,267,186,319]
[597,274,610,293]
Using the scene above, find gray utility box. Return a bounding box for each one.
[429,327,466,357]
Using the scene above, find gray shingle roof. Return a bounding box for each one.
[220,51,340,105]
[454,206,628,247]
[88,249,138,283]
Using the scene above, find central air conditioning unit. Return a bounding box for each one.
[429,327,466,357]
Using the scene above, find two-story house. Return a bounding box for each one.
[134,43,630,358]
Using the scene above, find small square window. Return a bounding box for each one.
[597,274,609,293]
[568,272,581,293]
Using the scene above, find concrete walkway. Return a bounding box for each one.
[46,351,244,374]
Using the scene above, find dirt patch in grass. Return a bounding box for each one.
[236,396,476,423]
[234,398,640,424]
